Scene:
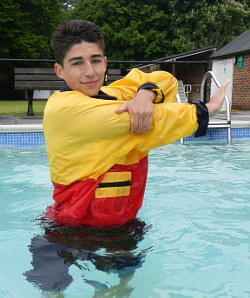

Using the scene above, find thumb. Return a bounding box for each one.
[222,79,231,88]
[116,103,128,114]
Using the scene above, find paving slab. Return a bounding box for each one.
[0,111,249,127]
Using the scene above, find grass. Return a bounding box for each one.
[0,100,46,116]
[0,100,244,117]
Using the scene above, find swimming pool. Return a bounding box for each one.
[1,140,250,297]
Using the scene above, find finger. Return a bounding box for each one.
[133,112,153,134]
[135,114,148,134]
[145,114,153,132]
[135,117,144,134]
[140,113,153,134]
[116,103,128,114]
[222,79,231,88]
[130,114,139,134]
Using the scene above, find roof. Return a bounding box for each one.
[130,47,216,69]
[154,46,216,62]
[210,30,250,59]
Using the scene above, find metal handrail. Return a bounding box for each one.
[200,71,231,143]
[179,71,232,144]
[0,57,208,65]
[200,71,231,123]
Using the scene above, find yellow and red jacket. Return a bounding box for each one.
[43,69,205,227]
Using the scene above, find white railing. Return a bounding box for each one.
[200,71,231,143]
[179,71,232,143]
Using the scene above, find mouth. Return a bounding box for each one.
[82,80,98,87]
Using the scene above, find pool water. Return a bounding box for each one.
[0,141,250,297]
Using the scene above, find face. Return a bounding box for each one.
[54,41,107,96]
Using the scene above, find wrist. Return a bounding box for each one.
[137,89,156,102]
[137,82,165,103]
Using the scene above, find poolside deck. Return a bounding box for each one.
[0,110,249,128]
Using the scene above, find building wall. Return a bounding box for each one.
[171,51,213,101]
[137,50,215,102]
[174,63,209,101]
[232,53,250,110]
[211,58,234,111]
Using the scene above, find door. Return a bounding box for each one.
[211,58,234,111]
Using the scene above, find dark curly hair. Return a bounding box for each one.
[51,20,105,65]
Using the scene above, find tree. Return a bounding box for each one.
[0,0,21,58]
[67,0,250,60]
[69,0,172,60]
[1,0,248,61]
[0,0,66,59]
[171,0,250,52]
[0,0,67,98]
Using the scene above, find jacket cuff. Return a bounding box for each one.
[137,82,165,103]
[190,100,209,137]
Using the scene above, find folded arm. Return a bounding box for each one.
[103,68,178,134]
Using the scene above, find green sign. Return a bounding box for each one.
[237,55,244,68]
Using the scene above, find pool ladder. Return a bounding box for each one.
[179,71,232,144]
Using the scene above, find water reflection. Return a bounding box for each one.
[24,219,150,295]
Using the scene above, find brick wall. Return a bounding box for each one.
[175,63,210,101]
[138,50,215,102]
[232,53,250,110]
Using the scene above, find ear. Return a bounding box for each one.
[104,56,108,69]
[54,63,65,80]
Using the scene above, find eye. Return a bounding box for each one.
[92,59,102,64]
[72,61,82,66]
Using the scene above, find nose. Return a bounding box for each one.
[84,61,95,77]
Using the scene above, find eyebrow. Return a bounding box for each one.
[68,57,82,63]
[68,55,103,63]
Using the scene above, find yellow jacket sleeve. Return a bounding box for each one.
[101,68,177,103]
[43,91,198,185]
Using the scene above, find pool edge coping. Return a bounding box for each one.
[1,120,250,132]
[0,124,43,132]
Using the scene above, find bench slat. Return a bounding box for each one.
[14,68,123,90]
[15,81,64,90]
[107,74,123,80]
[15,74,61,81]
[15,68,56,74]
[107,69,121,75]
[14,67,123,115]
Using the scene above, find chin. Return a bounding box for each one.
[84,90,99,97]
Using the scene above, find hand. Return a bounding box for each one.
[116,89,155,134]
[206,80,231,116]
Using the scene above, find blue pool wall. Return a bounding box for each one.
[0,128,250,147]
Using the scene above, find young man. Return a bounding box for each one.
[43,19,230,228]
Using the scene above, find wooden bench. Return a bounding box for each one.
[106,68,123,84]
[14,68,64,116]
[14,68,123,116]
